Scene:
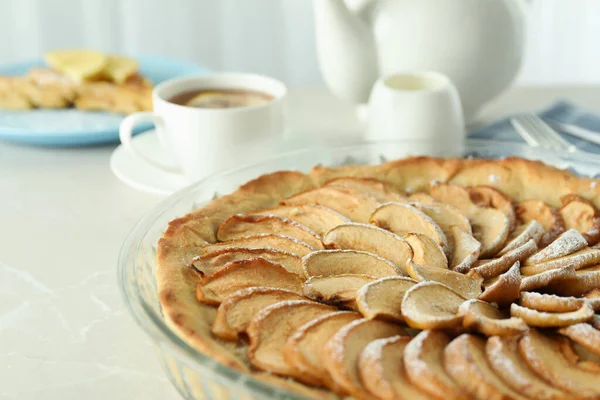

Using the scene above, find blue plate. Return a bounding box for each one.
[0,55,209,146]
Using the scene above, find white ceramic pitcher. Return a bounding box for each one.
[313,0,527,122]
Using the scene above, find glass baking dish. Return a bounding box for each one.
[118,139,600,400]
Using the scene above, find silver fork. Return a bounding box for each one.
[511,114,578,152]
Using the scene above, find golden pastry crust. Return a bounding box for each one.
[156,157,600,397]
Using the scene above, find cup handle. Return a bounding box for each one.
[119,112,179,172]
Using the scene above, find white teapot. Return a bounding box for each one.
[313,0,527,122]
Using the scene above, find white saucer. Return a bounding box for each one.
[110,130,189,195]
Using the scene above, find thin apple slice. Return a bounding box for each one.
[558,323,600,356]
[471,239,537,279]
[449,225,481,273]
[247,300,335,379]
[405,232,448,269]
[325,177,408,203]
[498,220,545,256]
[519,329,600,398]
[217,215,323,249]
[401,281,466,329]
[521,248,600,275]
[520,291,585,313]
[486,336,570,400]
[471,207,511,258]
[520,264,577,292]
[370,202,448,252]
[251,204,349,236]
[282,186,380,223]
[196,259,303,305]
[358,336,431,400]
[478,261,522,307]
[303,249,402,278]
[459,299,527,336]
[559,194,600,245]
[356,276,417,322]
[510,302,594,328]
[408,192,436,204]
[547,270,600,297]
[407,261,483,300]
[303,274,375,308]
[445,334,531,400]
[413,201,472,236]
[323,318,407,398]
[516,199,566,247]
[429,182,477,215]
[403,330,470,400]
[191,248,304,278]
[212,287,306,340]
[525,229,588,265]
[283,311,361,388]
[322,222,413,274]
[200,234,314,257]
[468,185,516,228]
[584,288,600,311]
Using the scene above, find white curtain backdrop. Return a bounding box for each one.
[1,0,599,86]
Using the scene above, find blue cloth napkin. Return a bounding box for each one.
[469,100,600,154]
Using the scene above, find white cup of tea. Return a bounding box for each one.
[366,71,465,157]
[119,73,286,182]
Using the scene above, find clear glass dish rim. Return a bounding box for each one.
[117,138,600,399]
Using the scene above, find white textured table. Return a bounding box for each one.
[1,85,600,399]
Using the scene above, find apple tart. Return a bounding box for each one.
[157,156,600,400]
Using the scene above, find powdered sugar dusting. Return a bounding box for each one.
[527,229,587,264]
[558,323,600,351]
[489,174,500,183]
[591,181,598,189]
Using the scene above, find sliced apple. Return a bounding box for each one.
[282,186,380,223]
[404,232,448,269]
[401,281,466,329]
[468,185,516,228]
[519,329,600,398]
[478,261,522,307]
[516,199,566,247]
[458,299,527,337]
[217,215,323,250]
[251,204,348,236]
[191,248,304,278]
[486,336,570,400]
[449,225,481,273]
[196,258,303,305]
[429,182,477,214]
[303,249,402,278]
[403,330,469,400]
[303,274,375,308]
[510,302,594,328]
[44,49,107,82]
[520,291,585,313]
[408,192,436,204]
[247,300,335,379]
[471,207,511,258]
[322,222,413,274]
[498,220,545,256]
[407,261,482,300]
[525,229,588,265]
[283,311,361,388]
[212,287,305,340]
[471,239,537,279]
[547,270,600,297]
[520,264,577,292]
[445,334,531,400]
[413,201,472,241]
[356,277,417,322]
[584,288,600,311]
[370,202,448,251]
[200,234,314,257]
[103,54,139,84]
[358,336,431,400]
[323,318,407,398]
[559,194,600,245]
[558,323,600,357]
[325,177,408,203]
[521,248,600,275]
